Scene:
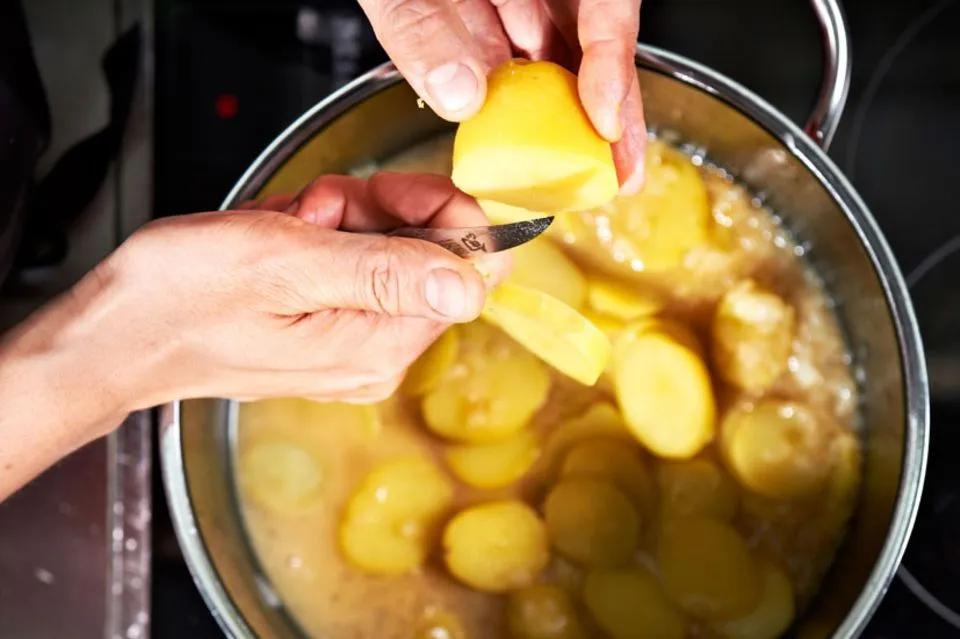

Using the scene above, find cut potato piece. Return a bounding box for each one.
[582,310,625,339]
[422,321,550,442]
[445,430,541,489]
[714,560,796,639]
[507,584,587,639]
[712,280,795,392]
[415,607,466,639]
[239,442,324,514]
[339,457,453,575]
[443,500,549,591]
[587,277,664,320]
[658,517,762,621]
[810,432,862,544]
[583,568,687,639]
[479,199,540,224]
[544,478,639,567]
[509,239,588,309]
[720,400,833,500]
[561,438,656,518]
[541,403,632,477]
[482,283,611,386]
[613,322,716,458]
[655,457,738,521]
[452,59,617,213]
[403,327,459,396]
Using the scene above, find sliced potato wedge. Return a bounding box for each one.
[445,430,541,489]
[583,567,687,639]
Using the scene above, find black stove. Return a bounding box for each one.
[152,0,960,636]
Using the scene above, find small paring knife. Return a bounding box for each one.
[388,216,554,259]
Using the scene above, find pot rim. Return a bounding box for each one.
[160,45,929,639]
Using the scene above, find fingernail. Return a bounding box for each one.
[425,62,479,115]
[425,268,467,318]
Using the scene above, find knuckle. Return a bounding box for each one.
[359,239,404,315]
[378,0,445,42]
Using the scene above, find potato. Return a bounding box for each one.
[587,277,664,321]
[582,567,686,639]
[452,59,617,213]
[582,310,625,339]
[482,283,612,386]
[415,607,466,639]
[239,441,324,514]
[657,517,762,620]
[541,403,633,477]
[809,432,862,545]
[712,280,795,392]
[561,438,657,519]
[403,327,459,396]
[544,478,639,567]
[422,321,550,442]
[713,560,795,639]
[339,457,453,575]
[655,457,738,521]
[720,400,833,500]
[507,584,587,639]
[443,500,549,591]
[508,239,588,309]
[445,430,541,489]
[612,321,716,458]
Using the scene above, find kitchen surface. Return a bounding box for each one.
[1,0,958,637]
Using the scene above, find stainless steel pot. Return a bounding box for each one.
[160,1,928,636]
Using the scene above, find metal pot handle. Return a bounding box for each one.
[806,0,851,149]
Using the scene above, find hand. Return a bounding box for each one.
[0,172,508,498]
[358,0,646,193]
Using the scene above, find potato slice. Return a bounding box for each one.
[583,567,687,639]
[478,199,539,224]
[482,283,612,386]
[339,457,453,575]
[403,327,459,396]
[422,321,550,443]
[587,277,664,321]
[720,400,833,500]
[239,441,324,514]
[452,59,617,213]
[541,402,632,477]
[809,431,862,545]
[509,239,588,309]
[561,438,657,519]
[655,457,738,521]
[445,430,541,489]
[507,584,587,639]
[712,280,795,392]
[544,478,639,567]
[713,560,796,639]
[658,517,762,621]
[443,500,549,591]
[612,321,716,458]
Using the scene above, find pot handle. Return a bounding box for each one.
[805,0,851,149]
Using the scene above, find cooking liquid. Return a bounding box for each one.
[235,135,859,638]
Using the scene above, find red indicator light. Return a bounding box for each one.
[215,93,239,119]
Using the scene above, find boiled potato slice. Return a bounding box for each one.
[239,441,324,514]
[583,567,686,639]
[587,277,664,320]
[507,584,587,639]
[655,457,738,521]
[810,432,862,544]
[720,400,833,500]
[561,438,657,519]
[422,321,550,442]
[658,517,762,621]
[714,560,796,639]
[415,607,466,639]
[613,321,716,458]
[479,199,539,224]
[582,310,625,339]
[544,478,639,567]
[541,402,632,477]
[712,280,795,392]
[452,59,617,213]
[509,239,588,309]
[403,327,460,396]
[339,457,453,575]
[483,283,612,386]
[445,430,541,489]
[443,500,549,591]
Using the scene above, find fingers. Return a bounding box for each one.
[357,0,494,121]
[451,0,512,69]
[236,193,296,212]
[491,0,570,62]
[287,174,395,230]
[612,72,646,194]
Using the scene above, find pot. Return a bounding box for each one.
[160,0,928,636]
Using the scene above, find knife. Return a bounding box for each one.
[387,216,554,259]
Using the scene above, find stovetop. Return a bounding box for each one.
[151,0,960,636]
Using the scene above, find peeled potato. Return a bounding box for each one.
[445,430,541,489]
[482,283,612,386]
[452,59,618,213]
[509,239,588,309]
[443,500,549,591]
[541,402,632,476]
[239,442,324,514]
[583,568,687,639]
[544,478,639,567]
[713,560,795,639]
[403,327,460,396]
[561,438,657,519]
[416,607,466,639]
[712,280,795,392]
[422,321,550,442]
[720,400,833,500]
[507,584,587,639]
[340,457,453,575]
[655,457,738,521]
[582,310,625,339]
[587,277,664,321]
[613,321,716,458]
[810,432,862,545]
[658,517,762,621]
